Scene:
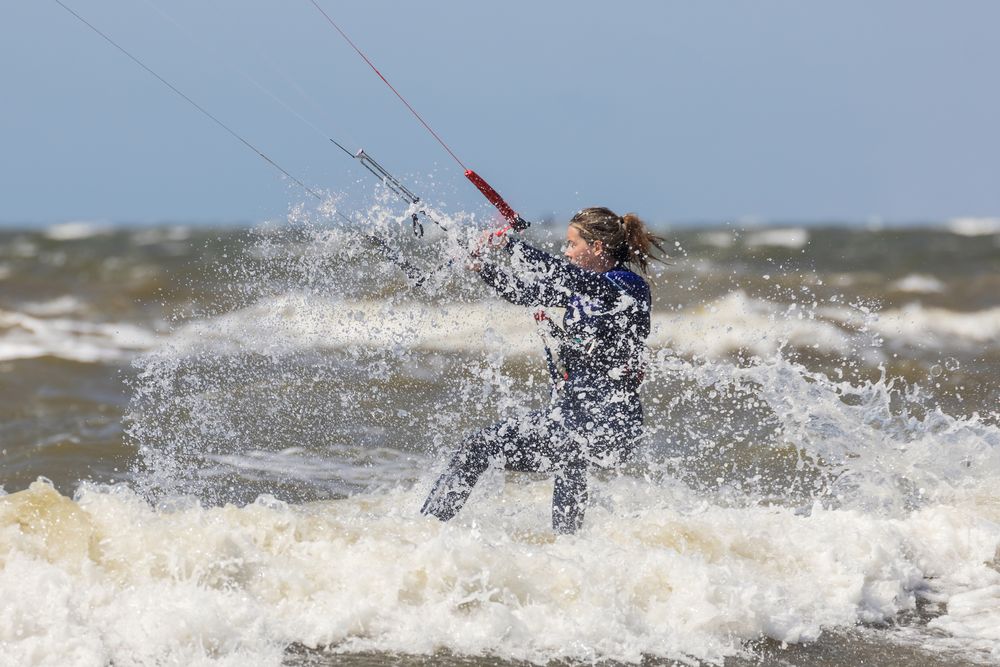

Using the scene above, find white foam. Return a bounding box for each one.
[165,291,883,363]
[19,296,87,317]
[870,303,1000,349]
[9,239,38,258]
[743,228,809,249]
[168,293,542,358]
[890,274,945,294]
[947,217,1000,237]
[44,221,114,241]
[131,225,193,246]
[649,291,880,362]
[203,446,420,490]
[0,474,997,666]
[698,231,735,248]
[155,287,1000,367]
[0,309,159,363]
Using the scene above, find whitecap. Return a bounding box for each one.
[890,274,945,294]
[167,293,541,358]
[743,228,809,249]
[163,290,884,364]
[0,469,997,665]
[870,303,1000,349]
[131,225,193,245]
[0,309,159,362]
[649,291,880,362]
[697,231,734,248]
[44,221,114,241]
[947,217,1000,237]
[19,296,87,317]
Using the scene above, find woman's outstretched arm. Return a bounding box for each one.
[503,238,632,305]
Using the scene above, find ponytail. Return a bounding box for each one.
[570,207,666,274]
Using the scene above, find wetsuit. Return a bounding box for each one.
[420,237,651,533]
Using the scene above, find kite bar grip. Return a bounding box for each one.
[465,170,530,231]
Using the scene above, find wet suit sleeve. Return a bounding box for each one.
[503,238,632,307]
[478,258,570,308]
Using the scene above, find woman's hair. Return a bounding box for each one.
[569,207,666,274]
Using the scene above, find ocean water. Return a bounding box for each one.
[1,209,999,667]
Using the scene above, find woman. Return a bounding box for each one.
[421,207,665,533]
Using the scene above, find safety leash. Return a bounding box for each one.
[533,309,569,400]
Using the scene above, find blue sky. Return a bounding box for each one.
[2,1,998,226]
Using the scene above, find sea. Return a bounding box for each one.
[1,205,998,667]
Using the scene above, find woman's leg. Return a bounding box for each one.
[419,426,499,521]
[551,457,588,533]
[420,406,601,534]
[543,395,641,533]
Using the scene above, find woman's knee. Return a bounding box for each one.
[448,426,509,476]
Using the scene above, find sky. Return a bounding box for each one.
[2,1,998,226]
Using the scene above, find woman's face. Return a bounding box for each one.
[564,224,609,272]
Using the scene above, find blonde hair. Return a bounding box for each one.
[569,207,666,274]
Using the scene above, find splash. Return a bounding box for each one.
[1,468,998,666]
[102,199,1000,665]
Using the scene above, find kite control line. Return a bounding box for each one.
[53,0,438,287]
[53,0,324,203]
[307,0,531,234]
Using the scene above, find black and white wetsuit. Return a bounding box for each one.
[421,237,651,533]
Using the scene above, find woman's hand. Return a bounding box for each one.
[475,228,510,252]
[468,228,509,270]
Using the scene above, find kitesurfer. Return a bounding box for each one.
[421,207,665,533]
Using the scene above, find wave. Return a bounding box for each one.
[691,226,810,250]
[160,289,1000,364]
[649,291,878,361]
[1,471,997,666]
[742,227,810,249]
[164,291,873,362]
[111,286,1000,665]
[947,217,1000,237]
[6,287,998,366]
[169,293,541,357]
[870,303,1000,349]
[44,220,115,241]
[890,274,946,294]
[18,296,89,317]
[162,291,882,363]
[129,225,193,246]
[697,231,735,248]
[0,308,158,363]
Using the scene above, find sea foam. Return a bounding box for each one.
[165,290,883,363]
[0,470,997,666]
[0,308,158,363]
